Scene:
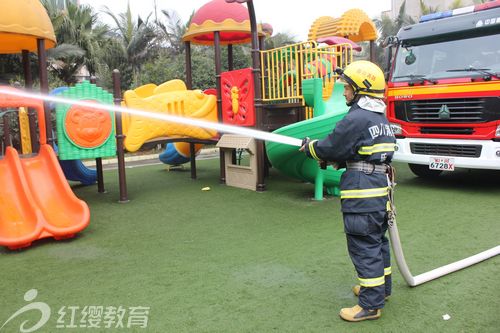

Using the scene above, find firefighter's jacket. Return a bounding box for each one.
[304,102,396,213]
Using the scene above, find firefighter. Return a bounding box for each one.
[300,60,396,322]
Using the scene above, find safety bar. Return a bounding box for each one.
[260,41,353,104]
[0,87,46,145]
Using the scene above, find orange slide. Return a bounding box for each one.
[0,88,89,249]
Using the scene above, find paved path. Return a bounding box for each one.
[83,148,220,170]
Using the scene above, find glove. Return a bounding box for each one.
[299,137,310,152]
[301,138,326,169]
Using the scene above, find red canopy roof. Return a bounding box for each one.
[191,0,248,25]
[183,0,266,45]
[317,36,362,52]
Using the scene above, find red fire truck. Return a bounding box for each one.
[385,1,500,177]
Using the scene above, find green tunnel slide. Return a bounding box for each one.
[265,79,349,200]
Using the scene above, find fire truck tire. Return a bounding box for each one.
[408,163,442,178]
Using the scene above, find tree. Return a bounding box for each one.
[420,0,440,15]
[264,32,298,50]
[139,45,215,90]
[95,38,133,91]
[372,0,416,71]
[42,0,107,84]
[450,0,464,9]
[154,8,193,55]
[103,2,157,86]
[46,45,85,84]
[0,55,25,84]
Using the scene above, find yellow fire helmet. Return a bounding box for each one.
[335,60,386,99]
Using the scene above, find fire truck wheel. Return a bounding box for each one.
[408,163,443,178]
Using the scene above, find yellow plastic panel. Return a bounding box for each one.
[122,89,218,152]
[18,107,32,154]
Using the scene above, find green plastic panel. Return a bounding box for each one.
[55,81,116,160]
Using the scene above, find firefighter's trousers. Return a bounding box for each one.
[344,210,392,309]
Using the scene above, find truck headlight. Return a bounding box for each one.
[496,124,500,137]
[390,123,402,136]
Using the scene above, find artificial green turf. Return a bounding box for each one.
[1,160,499,332]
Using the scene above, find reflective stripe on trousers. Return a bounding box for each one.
[344,211,391,309]
[340,187,389,199]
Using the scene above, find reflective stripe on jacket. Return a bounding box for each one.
[304,102,396,213]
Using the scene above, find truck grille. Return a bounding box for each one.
[420,127,474,135]
[394,97,500,123]
[410,143,482,158]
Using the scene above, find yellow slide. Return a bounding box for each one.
[122,80,218,152]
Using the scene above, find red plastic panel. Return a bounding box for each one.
[221,68,255,126]
[203,88,217,96]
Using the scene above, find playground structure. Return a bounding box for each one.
[135,0,500,287]
[0,88,90,249]
[182,0,378,195]
[217,134,258,190]
[0,0,91,249]
[0,0,497,289]
[0,0,377,248]
[121,80,218,152]
[50,87,98,186]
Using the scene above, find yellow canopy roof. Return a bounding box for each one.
[0,0,56,54]
[308,9,378,43]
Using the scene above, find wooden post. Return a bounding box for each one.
[22,50,39,153]
[185,41,192,90]
[214,31,226,184]
[90,76,106,193]
[259,36,266,52]
[228,44,234,71]
[112,70,129,203]
[190,143,197,179]
[228,44,237,165]
[3,113,10,151]
[370,40,376,63]
[37,39,52,146]
[246,0,266,191]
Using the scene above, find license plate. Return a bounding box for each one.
[429,157,455,171]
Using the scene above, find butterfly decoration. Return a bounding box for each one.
[221,68,255,127]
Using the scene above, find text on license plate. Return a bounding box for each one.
[429,157,455,171]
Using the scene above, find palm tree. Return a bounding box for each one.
[42,0,107,84]
[103,2,157,85]
[46,45,86,84]
[450,0,464,9]
[95,37,133,90]
[155,9,192,55]
[420,0,440,15]
[264,32,298,50]
[375,0,416,40]
[372,0,416,70]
